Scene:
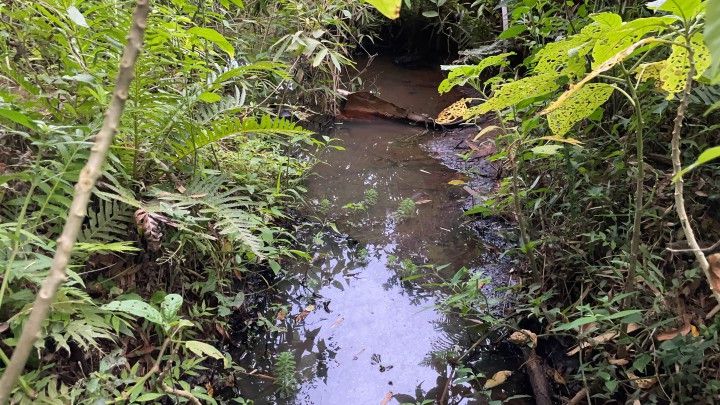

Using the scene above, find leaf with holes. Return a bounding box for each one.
[547,83,614,136]
[161,294,183,321]
[706,0,720,82]
[660,33,711,99]
[101,300,164,326]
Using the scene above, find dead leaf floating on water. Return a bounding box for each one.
[379,391,394,405]
[294,304,315,323]
[483,370,512,389]
[448,179,467,186]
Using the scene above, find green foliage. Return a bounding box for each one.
[706,0,720,81]
[274,351,297,398]
[395,198,417,219]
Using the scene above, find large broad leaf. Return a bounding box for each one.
[188,27,235,58]
[591,16,675,68]
[675,145,720,179]
[647,0,704,20]
[659,33,711,99]
[547,83,614,136]
[465,73,561,118]
[101,300,164,326]
[706,0,720,82]
[185,340,228,367]
[364,0,401,19]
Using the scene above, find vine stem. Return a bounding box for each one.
[0,1,151,401]
[671,31,720,307]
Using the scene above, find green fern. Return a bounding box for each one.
[274,351,297,398]
[78,200,133,243]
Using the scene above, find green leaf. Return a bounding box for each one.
[438,53,514,94]
[136,393,165,402]
[161,294,183,321]
[531,145,564,156]
[0,108,36,130]
[660,33,711,99]
[604,309,642,320]
[67,6,89,28]
[704,0,720,82]
[498,25,527,39]
[591,16,675,68]
[547,83,614,136]
[101,300,164,326]
[647,0,704,20]
[422,10,439,17]
[675,145,720,179]
[465,73,561,117]
[199,92,223,103]
[188,27,235,58]
[364,0,402,19]
[185,340,228,367]
[553,315,598,331]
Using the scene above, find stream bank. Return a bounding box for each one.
[230,58,532,404]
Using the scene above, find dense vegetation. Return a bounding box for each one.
[435,0,720,403]
[1,0,720,403]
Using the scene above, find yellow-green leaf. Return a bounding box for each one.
[706,0,720,82]
[199,92,222,103]
[188,27,235,58]
[185,340,228,367]
[660,33,711,99]
[465,73,561,118]
[591,16,675,68]
[364,0,402,19]
[448,179,467,186]
[547,83,614,136]
[647,0,704,20]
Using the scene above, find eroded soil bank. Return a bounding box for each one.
[232,57,529,404]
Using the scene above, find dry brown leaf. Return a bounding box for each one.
[626,371,657,389]
[483,370,512,389]
[276,309,287,322]
[415,199,432,205]
[550,368,566,384]
[709,254,720,295]
[508,330,537,348]
[608,357,629,366]
[294,304,316,323]
[656,324,693,341]
[567,330,618,356]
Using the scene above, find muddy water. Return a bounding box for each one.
[233,59,525,404]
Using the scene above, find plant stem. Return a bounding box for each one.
[670,31,720,306]
[621,63,645,297]
[0,1,151,400]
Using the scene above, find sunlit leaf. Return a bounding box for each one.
[364,0,402,19]
[101,300,164,326]
[705,0,720,82]
[674,145,720,179]
[547,83,614,136]
[67,6,89,28]
[483,370,512,389]
[185,340,228,367]
[647,0,703,20]
[188,27,235,58]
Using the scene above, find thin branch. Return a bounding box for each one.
[670,30,720,306]
[0,1,151,401]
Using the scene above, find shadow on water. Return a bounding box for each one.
[232,58,530,404]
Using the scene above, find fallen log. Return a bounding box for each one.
[337,89,437,126]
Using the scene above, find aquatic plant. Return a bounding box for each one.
[395,198,418,219]
[274,351,298,398]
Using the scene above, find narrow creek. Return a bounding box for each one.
[233,58,528,404]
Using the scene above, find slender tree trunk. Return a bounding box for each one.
[0,1,151,401]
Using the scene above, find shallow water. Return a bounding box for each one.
[233,59,525,404]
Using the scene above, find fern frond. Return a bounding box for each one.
[78,200,133,243]
[173,115,312,161]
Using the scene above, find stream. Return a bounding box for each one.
[233,58,528,404]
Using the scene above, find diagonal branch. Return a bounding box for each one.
[0,1,151,401]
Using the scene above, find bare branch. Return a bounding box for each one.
[670,32,720,307]
[0,1,151,401]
